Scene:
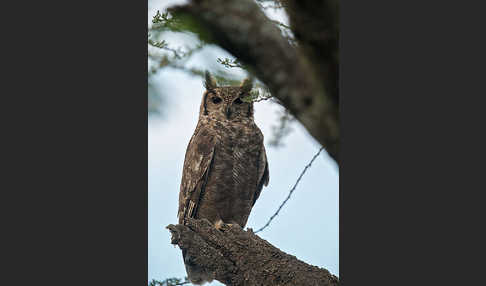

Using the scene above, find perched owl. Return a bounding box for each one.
[178,72,269,284]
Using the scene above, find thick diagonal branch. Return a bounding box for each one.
[167,219,339,286]
[169,0,339,163]
[282,0,339,105]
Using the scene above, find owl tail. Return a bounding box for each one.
[182,249,213,285]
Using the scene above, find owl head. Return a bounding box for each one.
[200,71,254,122]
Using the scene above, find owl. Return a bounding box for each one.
[178,72,269,284]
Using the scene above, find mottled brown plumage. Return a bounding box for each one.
[178,72,269,284]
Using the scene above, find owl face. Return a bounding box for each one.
[204,87,253,121]
[200,72,254,122]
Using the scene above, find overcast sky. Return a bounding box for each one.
[148,1,339,284]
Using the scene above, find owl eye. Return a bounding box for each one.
[234,98,243,105]
[211,97,222,104]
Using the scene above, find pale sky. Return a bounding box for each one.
[148,1,339,284]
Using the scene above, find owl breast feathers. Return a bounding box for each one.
[178,72,269,230]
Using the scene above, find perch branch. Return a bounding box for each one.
[167,218,339,286]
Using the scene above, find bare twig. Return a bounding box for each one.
[217,57,245,69]
[254,146,325,233]
[148,39,185,59]
[252,94,273,102]
[270,19,291,30]
[148,278,191,286]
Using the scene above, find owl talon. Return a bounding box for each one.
[214,219,226,231]
[215,220,241,232]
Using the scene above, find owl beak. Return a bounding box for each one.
[225,105,232,119]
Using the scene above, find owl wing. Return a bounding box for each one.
[252,144,269,206]
[178,124,217,225]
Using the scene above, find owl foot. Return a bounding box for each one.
[214,219,226,231]
[215,219,241,232]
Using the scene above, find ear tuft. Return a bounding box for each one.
[240,77,253,94]
[204,71,217,90]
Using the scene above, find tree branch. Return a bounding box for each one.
[167,219,339,286]
[282,0,339,104]
[168,0,339,164]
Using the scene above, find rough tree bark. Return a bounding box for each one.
[169,0,339,164]
[167,219,339,286]
[281,0,339,105]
